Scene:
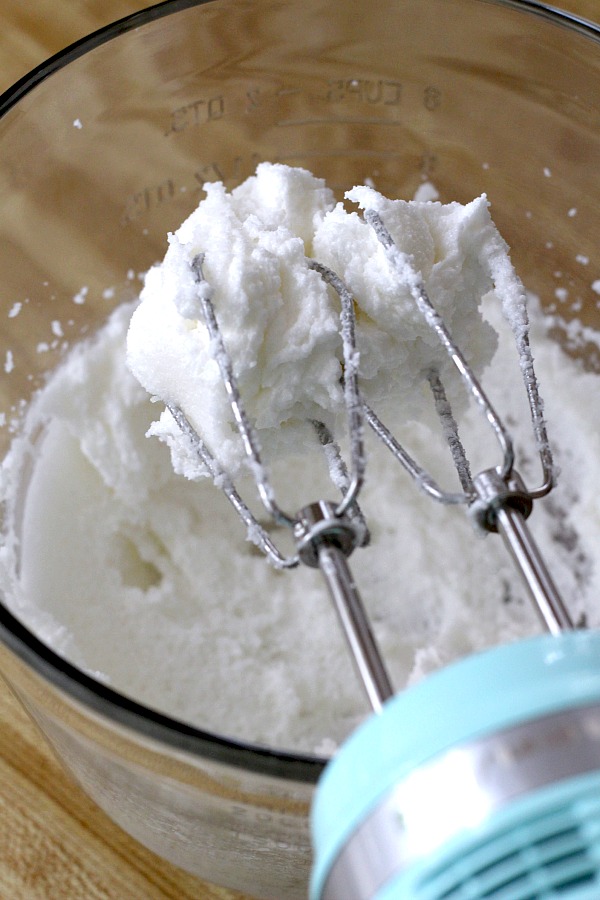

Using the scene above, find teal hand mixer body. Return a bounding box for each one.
[165,208,600,899]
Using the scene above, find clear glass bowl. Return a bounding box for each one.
[0,1,599,897]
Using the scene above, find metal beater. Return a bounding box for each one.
[166,208,600,899]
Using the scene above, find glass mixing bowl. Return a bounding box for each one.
[1,1,600,897]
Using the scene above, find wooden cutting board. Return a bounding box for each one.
[0,1,598,897]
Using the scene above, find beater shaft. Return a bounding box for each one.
[294,496,395,711]
[296,500,394,712]
[319,545,394,712]
[495,505,574,633]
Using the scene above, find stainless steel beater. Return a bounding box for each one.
[167,208,573,716]
[168,250,394,713]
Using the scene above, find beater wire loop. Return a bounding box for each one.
[311,419,370,547]
[363,401,468,505]
[190,254,296,529]
[364,209,514,503]
[426,369,473,494]
[307,259,366,518]
[166,401,298,568]
[169,253,371,569]
[484,227,555,499]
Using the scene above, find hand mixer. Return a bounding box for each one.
[163,208,600,899]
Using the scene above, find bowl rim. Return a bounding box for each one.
[0,0,599,784]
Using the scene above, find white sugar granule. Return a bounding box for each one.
[73,286,88,305]
[412,181,440,202]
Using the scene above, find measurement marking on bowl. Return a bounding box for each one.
[124,70,446,226]
[275,116,410,127]
[120,146,440,226]
[120,156,263,224]
[326,78,403,105]
[122,179,177,224]
[161,79,443,143]
[164,95,226,137]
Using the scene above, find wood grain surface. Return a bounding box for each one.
[0,1,599,898]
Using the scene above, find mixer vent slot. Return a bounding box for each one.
[417,789,600,899]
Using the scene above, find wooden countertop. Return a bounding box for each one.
[0,1,599,898]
